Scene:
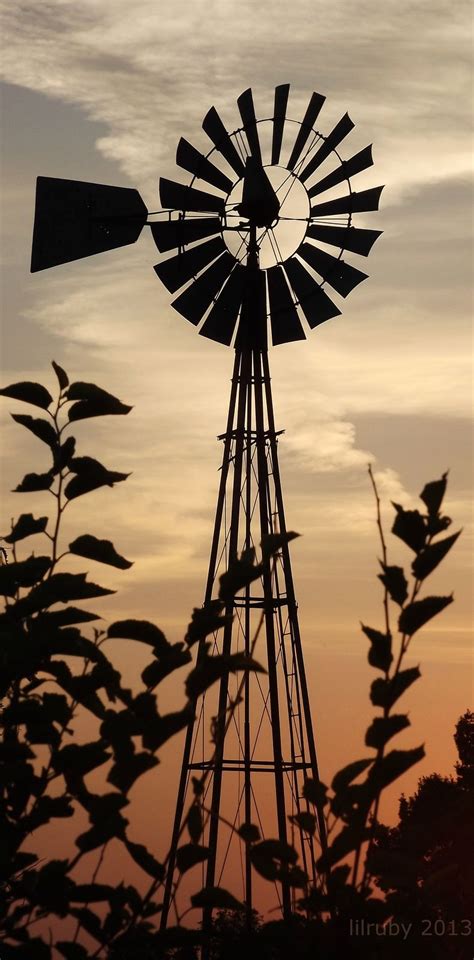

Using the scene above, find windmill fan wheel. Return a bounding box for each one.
[151,84,384,347]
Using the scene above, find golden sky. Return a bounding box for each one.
[0,0,472,898]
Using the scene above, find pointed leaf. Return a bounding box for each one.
[219,551,264,601]
[69,534,132,570]
[53,436,76,473]
[53,741,112,776]
[4,513,48,543]
[361,624,392,672]
[187,803,203,843]
[365,715,410,750]
[391,504,427,553]
[14,471,54,492]
[37,607,101,627]
[52,360,69,390]
[412,531,461,581]
[378,564,408,606]
[67,381,131,410]
[191,886,245,911]
[65,457,130,500]
[289,811,316,835]
[184,600,230,647]
[370,667,421,709]
[108,751,159,793]
[250,839,298,880]
[368,746,425,792]
[11,413,57,447]
[0,381,53,409]
[317,825,371,870]
[176,843,210,874]
[261,530,300,560]
[303,778,329,807]
[21,572,114,612]
[185,652,266,700]
[107,619,168,652]
[0,555,51,596]
[124,839,165,881]
[141,643,192,688]
[332,758,374,793]
[399,595,453,636]
[420,472,448,517]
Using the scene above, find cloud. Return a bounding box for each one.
[1,0,471,199]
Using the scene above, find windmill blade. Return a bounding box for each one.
[150,217,221,253]
[310,185,384,219]
[30,177,148,273]
[159,178,226,214]
[154,236,226,294]
[284,256,341,328]
[271,84,290,166]
[199,265,245,345]
[308,145,374,198]
[300,113,355,182]
[287,92,325,170]
[307,223,382,256]
[237,88,262,164]
[267,264,306,345]
[171,252,235,325]
[298,242,368,297]
[176,138,233,194]
[202,106,246,178]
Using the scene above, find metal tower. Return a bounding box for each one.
[30,83,383,929]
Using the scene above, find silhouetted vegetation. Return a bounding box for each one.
[0,365,468,959]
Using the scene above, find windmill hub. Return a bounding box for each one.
[237,156,281,227]
[225,167,309,268]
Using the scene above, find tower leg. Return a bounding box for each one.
[159,350,241,932]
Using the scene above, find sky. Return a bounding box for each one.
[0,0,472,910]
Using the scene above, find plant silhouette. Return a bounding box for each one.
[0,364,463,959]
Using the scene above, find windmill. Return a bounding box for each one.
[30,84,383,929]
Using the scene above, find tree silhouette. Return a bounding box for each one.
[370,710,474,955]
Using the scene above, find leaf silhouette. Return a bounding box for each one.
[332,758,374,794]
[0,555,51,596]
[391,504,426,553]
[66,383,132,421]
[52,360,69,390]
[108,751,159,793]
[176,843,209,874]
[65,457,130,500]
[23,572,114,612]
[11,413,57,448]
[378,564,408,606]
[420,472,448,517]
[365,714,410,749]
[370,667,421,709]
[124,839,165,881]
[14,471,54,492]
[367,745,425,791]
[141,643,192,689]
[361,624,392,672]
[69,534,132,570]
[412,531,461,581]
[398,595,453,636]
[107,619,168,653]
[0,380,53,409]
[3,513,48,543]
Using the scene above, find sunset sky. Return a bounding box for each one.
[0,0,472,883]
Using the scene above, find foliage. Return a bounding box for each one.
[370,711,473,953]
[0,366,462,959]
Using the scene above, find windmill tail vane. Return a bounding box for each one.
[29,84,383,931]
